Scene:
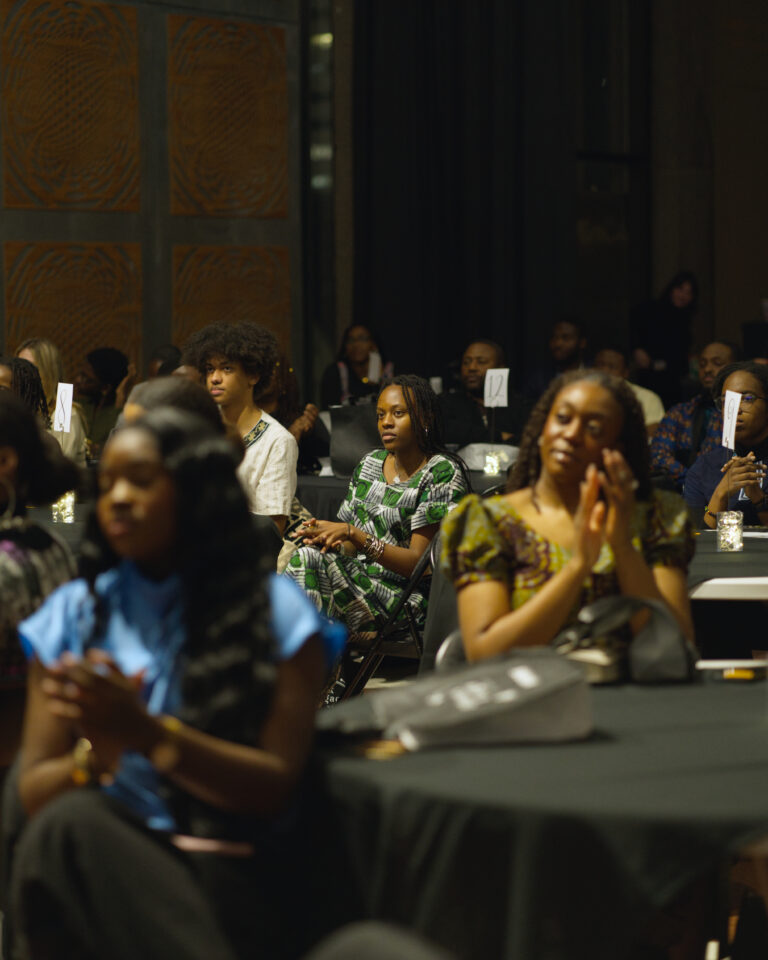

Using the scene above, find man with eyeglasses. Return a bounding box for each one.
[650,341,738,489]
[684,361,768,527]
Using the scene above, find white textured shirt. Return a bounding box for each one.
[237,411,298,517]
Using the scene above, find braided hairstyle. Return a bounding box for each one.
[379,374,471,489]
[79,407,275,745]
[0,356,50,426]
[508,369,651,499]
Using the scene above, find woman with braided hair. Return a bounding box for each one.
[0,356,50,424]
[441,370,695,660]
[9,407,343,959]
[287,375,469,642]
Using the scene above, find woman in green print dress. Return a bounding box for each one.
[286,375,469,635]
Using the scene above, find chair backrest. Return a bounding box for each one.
[418,529,460,675]
[329,404,381,478]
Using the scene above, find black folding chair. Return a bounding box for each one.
[341,536,440,699]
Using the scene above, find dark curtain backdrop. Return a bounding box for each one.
[353,1,525,385]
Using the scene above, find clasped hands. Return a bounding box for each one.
[573,449,638,570]
[291,518,350,554]
[41,650,151,779]
[716,452,766,504]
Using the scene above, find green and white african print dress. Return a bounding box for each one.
[285,450,468,633]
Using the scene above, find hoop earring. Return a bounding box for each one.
[0,476,17,523]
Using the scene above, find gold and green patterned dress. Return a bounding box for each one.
[440,490,694,628]
[286,450,468,632]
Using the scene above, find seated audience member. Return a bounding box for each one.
[0,394,78,769]
[593,346,665,437]
[145,343,182,378]
[9,408,342,959]
[441,370,694,661]
[0,357,50,424]
[439,340,528,446]
[260,354,330,473]
[183,322,298,533]
[171,363,202,383]
[650,340,736,489]
[630,270,698,406]
[524,317,587,402]
[287,376,468,642]
[684,362,768,527]
[74,347,133,457]
[16,338,88,465]
[320,324,393,408]
[124,376,225,434]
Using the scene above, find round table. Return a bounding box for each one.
[316,682,768,959]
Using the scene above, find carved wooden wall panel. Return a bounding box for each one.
[4,242,142,376]
[168,15,288,218]
[172,245,290,352]
[1,0,140,211]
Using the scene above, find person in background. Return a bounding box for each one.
[441,369,694,661]
[524,317,587,403]
[15,338,88,465]
[0,393,78,773]
[593,346,665,438]
[123,377,229,439]
[74,347,133,458]
[320,324,393,408]
[0,357,50,425]
[287,376,468,658]
[183,322,298,534]
[630,270,698,406]
[146,344,181,379]
[650,340,737,490]
[259,354,329,474]
[439,339,529,446]
[684,362,768,528]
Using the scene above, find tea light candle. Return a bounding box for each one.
[716,510,743,552]
[51,489,75,524]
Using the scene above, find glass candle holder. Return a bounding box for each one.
[717,510,743,552]
[51,490,76,524]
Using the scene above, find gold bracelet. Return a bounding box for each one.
[149,715,182,774]
[71,737,94,786]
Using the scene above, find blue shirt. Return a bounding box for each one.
[19,563,345,830]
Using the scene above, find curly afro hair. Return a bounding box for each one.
[182,322,279,402]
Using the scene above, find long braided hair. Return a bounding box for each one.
[379,374,471,490]
[507,369,651,499]
[79,408,275,745]
[0,356,50,426]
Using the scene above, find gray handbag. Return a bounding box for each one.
[552,594,696,684]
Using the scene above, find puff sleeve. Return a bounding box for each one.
[440,494,511,591]
[639,490,695,570]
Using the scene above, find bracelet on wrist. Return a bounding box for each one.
[149,715,182,774]
[71,737,94,786]
[362,533,386,562]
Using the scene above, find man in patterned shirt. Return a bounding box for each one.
[650,340,737,489]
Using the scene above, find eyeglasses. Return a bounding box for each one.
[715,393,767,411]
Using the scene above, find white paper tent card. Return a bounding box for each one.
[53,382,73,433]
[721,389,740,450]
[484,368,509,408]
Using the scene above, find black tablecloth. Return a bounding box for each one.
[314,682,768,960]
[297,472,501,522]
[688,530,768,588]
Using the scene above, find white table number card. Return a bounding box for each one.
[721,390,740,450]
[53,382,74,433]
[484,368,509,408]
